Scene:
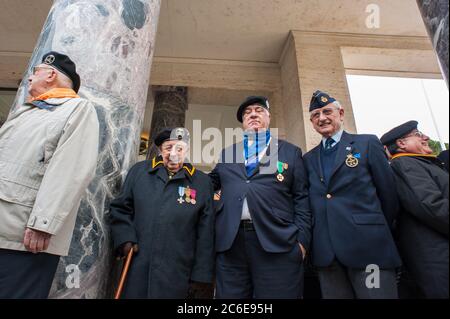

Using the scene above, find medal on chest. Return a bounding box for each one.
[345,153,359,168]
[190,189,197,205]
[177,186,197,205]
[178,186,185,204]
[184,186,192,203]
[276,161,288,182]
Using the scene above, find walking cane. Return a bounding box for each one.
[114,248,134,299]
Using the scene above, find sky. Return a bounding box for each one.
[346,75,449,145]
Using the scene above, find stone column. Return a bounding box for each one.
[147,86,188,159]
[280,36,308,151]
[10,0,161,298]
[417,0,449,87]
[280,32,357,151]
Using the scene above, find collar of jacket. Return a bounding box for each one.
[310,131,356,183]
[391,152,447,170]
[149,156,196,181]
[391,153,437,160]
[29,88,80,102]
[315,130,352,149]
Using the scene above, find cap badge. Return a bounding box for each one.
[321,96,328,103]
[175,128,184,140]
[44,55,55,65]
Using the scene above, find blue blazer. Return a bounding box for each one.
[303,131,401,269]
[209,138,312,253]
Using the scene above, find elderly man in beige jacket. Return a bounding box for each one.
[0,51,99,298]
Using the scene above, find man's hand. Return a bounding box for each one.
[298,242,306,260]
[23,228,51,254]
[117,242,139,260]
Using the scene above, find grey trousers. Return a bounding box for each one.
[317,259,398,299]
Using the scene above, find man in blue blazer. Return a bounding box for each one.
[303,90,401,299]
[209,96,311,298]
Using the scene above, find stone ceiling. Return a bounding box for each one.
[0,0,427,63]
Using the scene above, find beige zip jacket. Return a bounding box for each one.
[0,97,99,256]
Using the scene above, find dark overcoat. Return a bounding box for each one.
[391,153,449,298]
[108,157,215,298]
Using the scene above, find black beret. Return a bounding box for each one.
[380,120,418,146]
[42,51,81,93]
[309,90,336,112]
[154,127,190,147]
[236,96,270,123]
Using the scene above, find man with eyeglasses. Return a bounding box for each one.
[109,128,215,299]
[303,90,401,299]
[0,51,99,298]
[381,121,448,298]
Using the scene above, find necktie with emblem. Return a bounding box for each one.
[325,137,335,150]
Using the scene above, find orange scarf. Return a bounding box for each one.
[29,88,79,102]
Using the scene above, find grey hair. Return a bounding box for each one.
[332,101,342,109]
[334,101,345,126]
[309,100,343,115]
[54,69,74,90]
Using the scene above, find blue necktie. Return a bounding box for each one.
[244,130,271,176]
[325,137,335,150]
[246,157,258,176]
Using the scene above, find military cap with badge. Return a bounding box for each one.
[236,96,270,123]
[40,51,81,93]
[154,127,190,147]
[309,90,360,168]
[309,90,337,112]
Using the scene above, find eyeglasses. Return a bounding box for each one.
[32,66,55,75]
[401,130,426,139]
[310,107,337,121]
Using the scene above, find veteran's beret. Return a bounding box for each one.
[41,51,81,93]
